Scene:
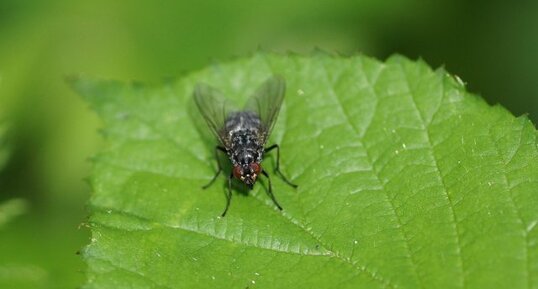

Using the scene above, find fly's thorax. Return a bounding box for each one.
[226,130,264,165]
[224,111,264,165]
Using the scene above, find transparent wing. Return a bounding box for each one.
[244,75,286,143]
[193,83,235,147]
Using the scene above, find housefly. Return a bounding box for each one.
[194,75,297,216]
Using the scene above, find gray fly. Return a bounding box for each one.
[194,75,297,216]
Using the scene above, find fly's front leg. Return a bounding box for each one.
[261,170,283,211]
[264,144,298,188]
[221,172,233,217]
[202,146,227,189]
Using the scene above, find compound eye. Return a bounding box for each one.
[250,163,261,175]
[233,165,242,179]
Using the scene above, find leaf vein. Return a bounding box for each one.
[400,63,466,289]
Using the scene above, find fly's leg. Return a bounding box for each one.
[261,170,283,210]
[202,146,227,189]
[264,144,298,188]
[203,146,231,217]
[221,172,233,217]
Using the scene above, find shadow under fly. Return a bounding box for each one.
[193,75,297,216]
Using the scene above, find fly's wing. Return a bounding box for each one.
[243,75,286,144]
[193,83,235,147]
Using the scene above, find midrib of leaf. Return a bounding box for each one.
[89,205,394,287]
[91,207,328,257]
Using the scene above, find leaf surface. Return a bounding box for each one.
[73,53,538,289]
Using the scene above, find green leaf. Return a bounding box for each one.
[73,53,538,288]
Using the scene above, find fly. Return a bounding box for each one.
[194,75,298,216]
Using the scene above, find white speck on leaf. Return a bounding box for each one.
[297,89,304,95]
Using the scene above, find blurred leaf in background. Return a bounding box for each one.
[0,0,537,288]
[0,124,27,224]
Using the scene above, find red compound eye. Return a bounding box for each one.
[233,165,242,179]
[250,163,261,175]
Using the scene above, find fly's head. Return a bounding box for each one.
[233,162,261,189]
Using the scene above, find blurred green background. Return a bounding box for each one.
[0,0,536,288]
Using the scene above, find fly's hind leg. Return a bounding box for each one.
[202,146,227,189]
[264,144,298,188]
